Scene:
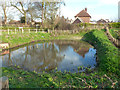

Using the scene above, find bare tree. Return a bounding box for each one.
[2,4,7,25]
[30,1,65,28]
[0,2,10,25]
[11,1,30,25]
[0,1,16,25]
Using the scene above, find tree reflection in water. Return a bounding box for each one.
[0,40,96,73]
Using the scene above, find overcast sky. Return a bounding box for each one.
[61,0,120,21]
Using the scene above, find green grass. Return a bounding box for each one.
[109,29,120,39]
[1,66,119,88]
[2,30,87,48]
[83,30,120,76]
[0,26,37,30]
[2,31,51,48]
[1,29,120,88]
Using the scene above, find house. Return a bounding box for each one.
[73,8,91,24]
[9,20,20,24]
[97,19,110,24]
[90,20,97,24]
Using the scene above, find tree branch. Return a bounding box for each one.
[19,2,26,13]
[11,3,24,15]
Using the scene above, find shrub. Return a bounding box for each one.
[109,22,120,28]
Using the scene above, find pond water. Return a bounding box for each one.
[0,40,97,73]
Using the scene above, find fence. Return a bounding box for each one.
[48,26,104,35]
[1,24,105,35]
[1,28,47,35]
[48,29,81,35]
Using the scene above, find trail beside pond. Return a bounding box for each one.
[104,27,120,48]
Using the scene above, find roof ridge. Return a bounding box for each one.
[75,9,91,18]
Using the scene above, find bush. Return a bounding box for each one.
[54,18,74,30]
[109,22,120,28]
[109,29,119,39]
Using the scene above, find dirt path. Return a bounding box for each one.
[104,27,120,48]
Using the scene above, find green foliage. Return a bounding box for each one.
[1,29,120,88]
[2,30,87,48]
[1,67,119,88]
[109,29,119,39]
[0,26,36,30]
[109,22,120,28]
[83,30,120,76]
[77,23,84,27]
[2,32,51,48]
[20,16,25,23]
[84,23,89,27]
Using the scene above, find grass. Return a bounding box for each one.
[2,30,87,48]
[2,31,51,48]
[1,66,119,88]
[109,29,120,39]
[1,29,120,88]
[83,30,120,76]
[0,26,37,30]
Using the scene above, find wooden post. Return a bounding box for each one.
[36,29,37,33]
[22,28,24,33]
[29,29,30,33]
[8,29,9,34]
[15,28,16,34]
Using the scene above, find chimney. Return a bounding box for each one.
[85,8,87,12]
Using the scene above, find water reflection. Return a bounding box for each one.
[0,40,97,73]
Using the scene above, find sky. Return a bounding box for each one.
[60,0,120,21]
[0,0,119,22]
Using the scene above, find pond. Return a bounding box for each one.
[0,40,97,73]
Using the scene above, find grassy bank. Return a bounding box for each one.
[2,31,87,48]
[1,30,120,88]
[83,30,120,76]
[109,29,120,39]
[2,32,51,48]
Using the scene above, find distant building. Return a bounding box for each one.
[65,18,73,24]
[73,8,91,24]
[90,20,97,24]
[97,19,110,24]
[9,20,20,24]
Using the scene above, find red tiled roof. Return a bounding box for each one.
[75,10,91,18]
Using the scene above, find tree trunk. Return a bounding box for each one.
[24,12,27,25]
[4,10,7,25]
[42,2,44,27]
[2,5,7,25]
